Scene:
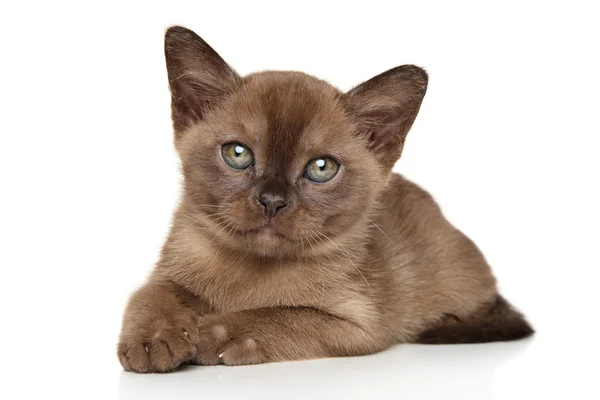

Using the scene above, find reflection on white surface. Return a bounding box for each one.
[118,340,532,400]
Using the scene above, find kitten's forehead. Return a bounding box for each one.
[228,71,352,169]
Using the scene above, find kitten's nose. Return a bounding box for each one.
[258,193,288,218]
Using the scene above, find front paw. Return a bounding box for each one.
[194,319,266,366]
[118,314,199,373]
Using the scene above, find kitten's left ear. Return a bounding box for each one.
[345,65,428,167]
[165,26,242,137]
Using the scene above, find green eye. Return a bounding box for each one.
[222,142,254,170]
[305,157,340,183]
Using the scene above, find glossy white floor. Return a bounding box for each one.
[114,337,571,400]
[7,326,597,400]
[1,1,599,399]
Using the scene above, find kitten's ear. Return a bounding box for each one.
[164,26,242,136]
[346,65,428,167]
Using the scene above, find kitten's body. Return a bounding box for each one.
[118,27,532,373]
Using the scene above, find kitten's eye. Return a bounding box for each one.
[305,157,340,183]
[222,142,254,170]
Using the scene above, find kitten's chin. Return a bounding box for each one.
[242,226,288,243]
[232,226,296,255]
[254,227,288,245]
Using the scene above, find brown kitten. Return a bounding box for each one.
[117,26,533,373]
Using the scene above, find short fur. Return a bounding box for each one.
[117,26,533,373]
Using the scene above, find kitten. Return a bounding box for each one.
[117,26,533,373]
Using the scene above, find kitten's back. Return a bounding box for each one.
[375,174,533,342]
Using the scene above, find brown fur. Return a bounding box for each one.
[417,295,535,344]
[117,26,533,373]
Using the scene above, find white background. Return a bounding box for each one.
[1,1,599,399]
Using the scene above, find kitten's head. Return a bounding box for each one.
[165,26,427,257]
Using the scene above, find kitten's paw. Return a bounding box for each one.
[219,337,265,365]
[194,321,266,366]
[118,315,199,373]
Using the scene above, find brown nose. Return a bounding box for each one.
[258,193,288,218]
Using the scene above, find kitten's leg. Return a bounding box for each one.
[194,307,389,366]
[117,282,200,372]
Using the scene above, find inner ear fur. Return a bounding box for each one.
[345,65,428,167]
[164,26,242,137]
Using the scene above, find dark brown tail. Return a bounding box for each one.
[417,294,534,344]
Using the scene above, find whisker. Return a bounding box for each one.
[214,220,236,255]
[314,230,373,294]
[212,220,233,243]
[308,230,326,311]
[362,214,396,247]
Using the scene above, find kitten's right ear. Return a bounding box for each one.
[164,26,241,136]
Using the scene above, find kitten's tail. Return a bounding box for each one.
[416,294,534,344]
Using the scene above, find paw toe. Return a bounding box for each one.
[118,342,150,373]
[149,339,173,372]
[221,337,264,366]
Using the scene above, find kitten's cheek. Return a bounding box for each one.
[223,200,257,228]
